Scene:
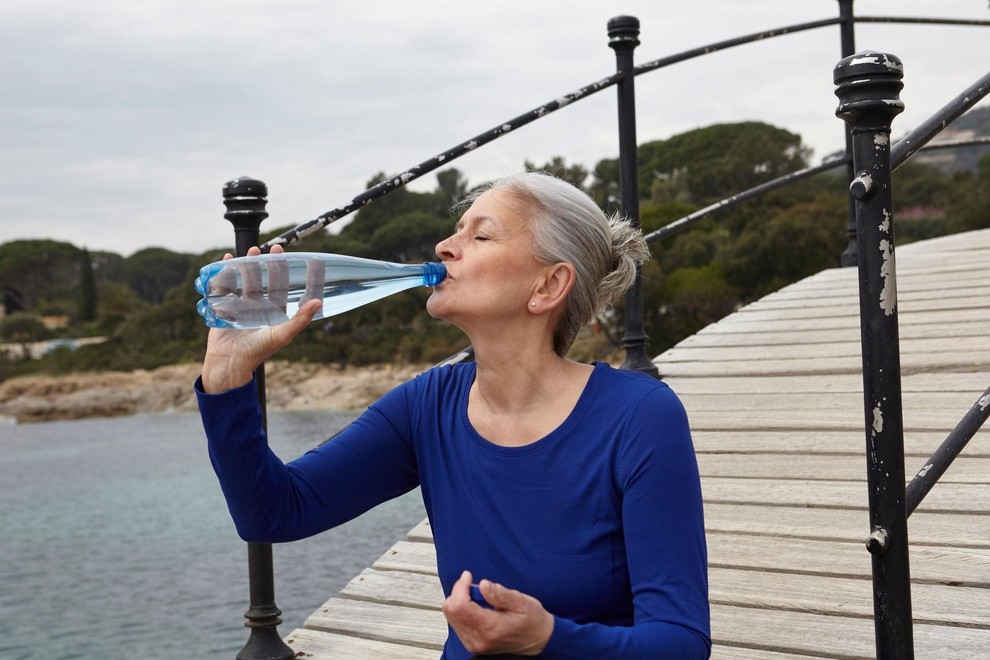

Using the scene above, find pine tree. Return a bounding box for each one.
[79,248,97,322]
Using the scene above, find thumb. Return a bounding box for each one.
[291,298,322,325]
[479,579,518,611]
[271,299,321,343]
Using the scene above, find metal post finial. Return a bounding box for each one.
[223,176,270,257]
[607,15,640,48]
[834,51,905,123]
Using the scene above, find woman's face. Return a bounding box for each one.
[427,188,548,328]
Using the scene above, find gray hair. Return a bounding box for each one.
[460,171,650,356]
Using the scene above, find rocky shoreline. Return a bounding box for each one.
[0,361,430,424]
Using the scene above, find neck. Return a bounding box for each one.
[470,339,580,412]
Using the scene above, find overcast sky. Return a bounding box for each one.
[2,0,988,257]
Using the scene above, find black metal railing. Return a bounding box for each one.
[217,3,990,658]
[835,51,913,657]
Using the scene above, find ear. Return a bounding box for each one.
[529,263,575,314]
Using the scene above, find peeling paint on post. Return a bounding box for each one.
[834,51,914,660]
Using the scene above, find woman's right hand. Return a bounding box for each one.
[201,245,322,394]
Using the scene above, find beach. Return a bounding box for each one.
[0,361,430,423]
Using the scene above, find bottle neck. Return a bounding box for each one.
[422,262,447,286]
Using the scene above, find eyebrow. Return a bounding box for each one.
[455,215,496,232]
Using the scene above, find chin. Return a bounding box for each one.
[425,294,445,320]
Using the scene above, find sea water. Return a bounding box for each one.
[0,410,427,659]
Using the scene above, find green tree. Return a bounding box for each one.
[369,212,453,263]
[946,152,990,234]
[524,157,590,190]
[122,248,196,304]
[719,192,846,300]
[79,248,98,322]
[434,168,469,215]
[344,172,439,241]
[0,240,81,313]
[587,158,621,210]
[633,122,810,206]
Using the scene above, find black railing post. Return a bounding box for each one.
[221,176,295,660]
[837,0,859,266]
[608,15,659,378]
[833,53,914,660]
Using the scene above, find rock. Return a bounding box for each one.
[0,361,431,423]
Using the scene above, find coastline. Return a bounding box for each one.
[0,361,430,424]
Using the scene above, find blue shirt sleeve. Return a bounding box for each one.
[195,375,420,543]
[541,384,711,658]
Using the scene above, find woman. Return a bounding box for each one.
[197,172,711,658]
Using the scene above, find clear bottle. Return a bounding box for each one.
[194,252,446,329]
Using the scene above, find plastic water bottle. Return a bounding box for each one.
[194,252,446,329]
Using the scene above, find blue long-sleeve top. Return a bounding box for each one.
[197,361,711,658]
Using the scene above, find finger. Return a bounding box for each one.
[222,252,234,261]
[268,258,289,311]
[246,246,262,256]
[296,299,323,320]
[270,244,285,254]
[301,257,326,305]
[242,261,263,300]
[455,570,473,594]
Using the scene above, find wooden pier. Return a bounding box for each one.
[284,229,990,658]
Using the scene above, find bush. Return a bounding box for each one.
[0,313,50,343]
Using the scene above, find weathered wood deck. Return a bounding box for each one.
[284,229,990,658]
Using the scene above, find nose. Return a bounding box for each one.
[435,234,457,261]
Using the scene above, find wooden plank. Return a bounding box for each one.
[678,391,976,413]
[706,532,990,588]
[690,429,990,458]
[687,407,976,432]
[696,307,989,333]
[697,453,990,484]
[406,519,433,543]
[671,321,988,346]
[711,646,836,660]
[661,336,990,362]
[303,598,447,650]
[658,352,987,378]
[373,539,437,575]
[700,477,988,514]
[703,503,988,548]
[284,627,437,659]
[711,603,990,658]
[742,280,990,312]
[664,372,990,394]
[777,275,983,302]
[340,568,442,609]
[710,568,990,627]
[724,296,990,323]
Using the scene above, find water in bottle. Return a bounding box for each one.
[194,252,446,329]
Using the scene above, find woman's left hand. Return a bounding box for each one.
[442,570,554,657]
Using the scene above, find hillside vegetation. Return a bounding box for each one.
[2,119,989,382]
